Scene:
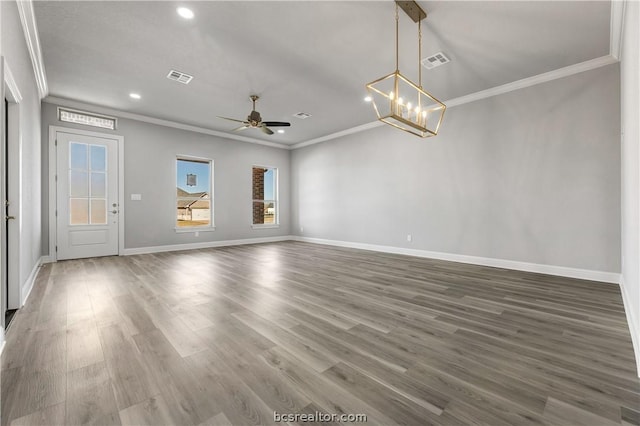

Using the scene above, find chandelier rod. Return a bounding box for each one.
[418,19,422,88]
[395,3,399,72]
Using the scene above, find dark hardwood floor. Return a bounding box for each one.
[1,241,639,425]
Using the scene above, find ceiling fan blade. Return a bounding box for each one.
[232,125,250,132]
[262,121,291,127]
[260,125,274,135]
[217,116,247,124]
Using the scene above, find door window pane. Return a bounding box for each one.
[91,172,106,197]
[90,145,106,171]
[70,198,89,225]
[70,143,88,169]
[68,142,111,226]
[90,199,107,224]
[70,171,89,197]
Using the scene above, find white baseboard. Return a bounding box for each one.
[0,329,5,357]
[123,235,295,256]
[40,255,54,264]
[293,236,621,284]
[619,276,640,377]
[21,256,45,307]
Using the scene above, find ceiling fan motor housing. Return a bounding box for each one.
[248,110,262,125]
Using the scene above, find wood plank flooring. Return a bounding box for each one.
[2,241,639,425]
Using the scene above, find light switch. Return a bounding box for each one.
[130,194,142,201]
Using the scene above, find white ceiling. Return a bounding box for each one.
[34,1,611,146]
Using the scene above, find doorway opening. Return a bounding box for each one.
[49,126,124,261]
[3,98,14,330]
[4,98,16,330]
[3,60,22,331]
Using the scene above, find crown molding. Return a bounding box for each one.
[44,96,291,150]
[3,60,23,103]
[46,53,617,152]
[291,121,383,149]
[292,55,618,150]
[610,0,626,60]
[16,0,48,99]
[444,55,618,109]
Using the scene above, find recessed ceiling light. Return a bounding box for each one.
[177,7,194,19]
[129,93,141,100]
[277,129,285,134]
[364,96,372,102]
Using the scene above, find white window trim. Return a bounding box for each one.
[175,155,215,232]
[58,106,117,130]
[251,224,280,230]
[175,226,216,233]
[251,165,279,229]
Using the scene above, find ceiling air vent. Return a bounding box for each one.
[293,112,312,119]
[166,70,193,84]
[421,52,450,70]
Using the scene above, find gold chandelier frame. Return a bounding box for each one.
[366,1,446,138]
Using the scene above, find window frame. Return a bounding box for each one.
[175,155,215,233]
[251,165,279,229]
[68,141,109,226]
[58,107,117,130]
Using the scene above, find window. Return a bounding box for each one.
[69,142,108,225]
[252,166,278,226]
[59,107,117,130]
[176,157,213,228]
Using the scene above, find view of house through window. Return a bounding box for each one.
[176,158,212,227]
[252,166,277,225]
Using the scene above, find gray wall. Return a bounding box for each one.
[41,102,291,251]
[292,64,621,273]
[620,0,640,374]
[2,1,42,300]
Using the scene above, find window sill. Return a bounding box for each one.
[251,224,280,230]
[174,226,216,234]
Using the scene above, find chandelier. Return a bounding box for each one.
[366,1,446,138]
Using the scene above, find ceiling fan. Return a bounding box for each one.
[217,95,291,135]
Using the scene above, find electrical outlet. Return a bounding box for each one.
[194,231,199,237]
[407,234,412,242]
[300,226,304,233]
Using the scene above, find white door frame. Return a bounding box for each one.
[3,58,22,312]
[48,125,125,261]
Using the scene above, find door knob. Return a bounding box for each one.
[6,216,15,220]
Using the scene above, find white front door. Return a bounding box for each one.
[56,131,119,260]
